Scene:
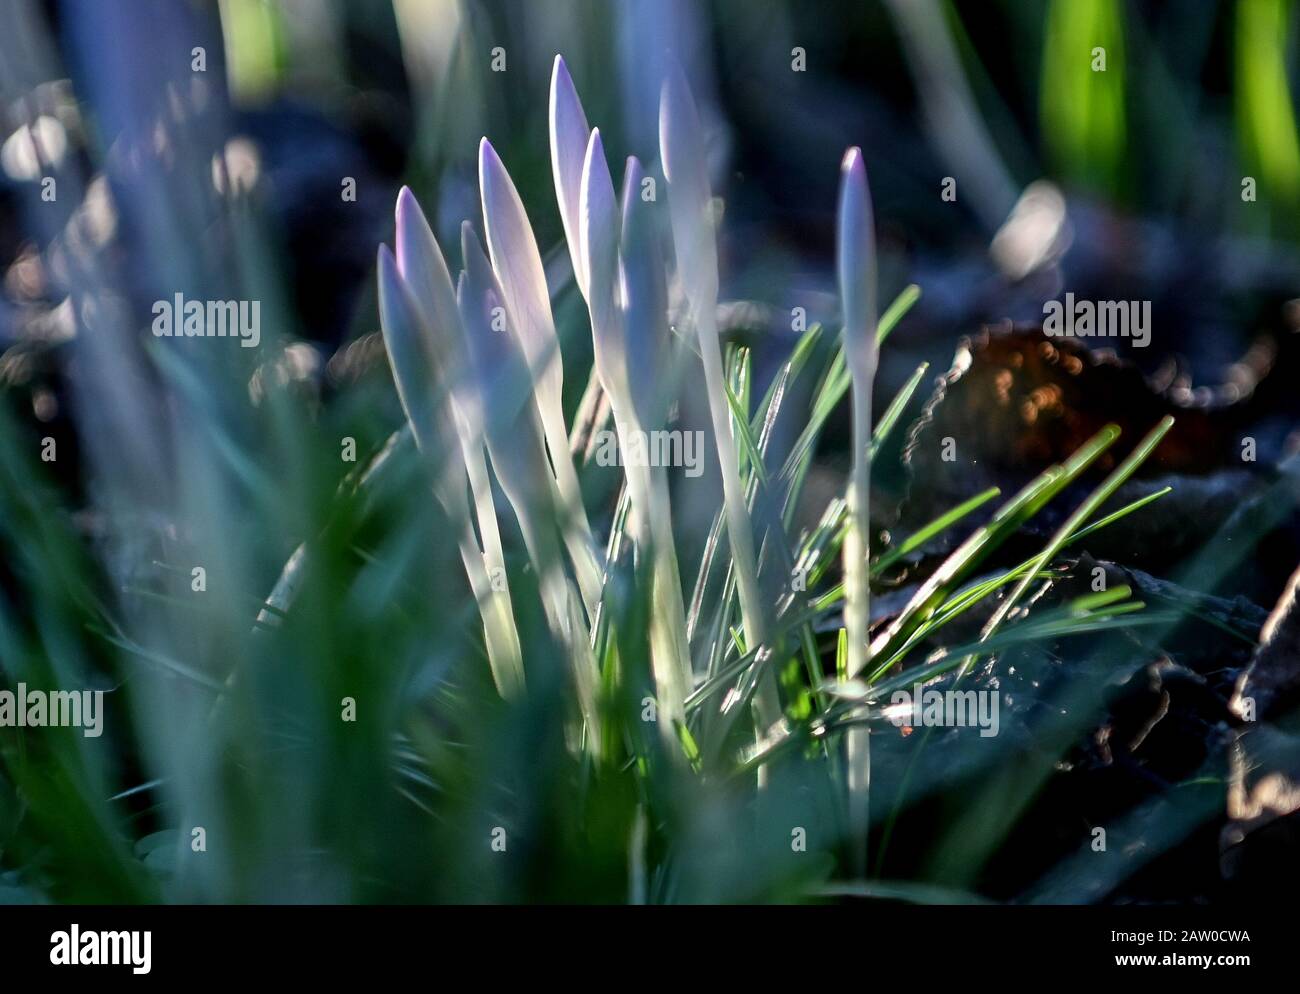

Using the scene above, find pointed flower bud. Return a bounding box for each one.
[549,55,592,298]
[836,147,878,379]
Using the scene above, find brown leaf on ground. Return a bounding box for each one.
[904,324,1251,493]
[894,325,1284,575]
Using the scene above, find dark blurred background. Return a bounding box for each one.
[4,1,1298,496]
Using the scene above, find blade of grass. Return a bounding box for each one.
[965,416,1174,672]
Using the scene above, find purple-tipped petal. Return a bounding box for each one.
[481,135,597,565]
[836,146,878,373]
[395,187,460,349]
[457,224,552,517]
[549,55,591,297]
[478,137,563,399]
[394,186,469,401]
[580,128,629,406]
[376,244,436,449]
[580,130,620,330]
[379,241,475,524]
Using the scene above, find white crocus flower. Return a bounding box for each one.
[659,62,781,739]
[836,145,879,874]
[580,128,692,727]
[549,55,592,300]
[478,138,603,619]
[376,239,523,699]
[457,221,602,748]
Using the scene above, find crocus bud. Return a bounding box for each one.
[836,146,878,379]
[549,54,592,298]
